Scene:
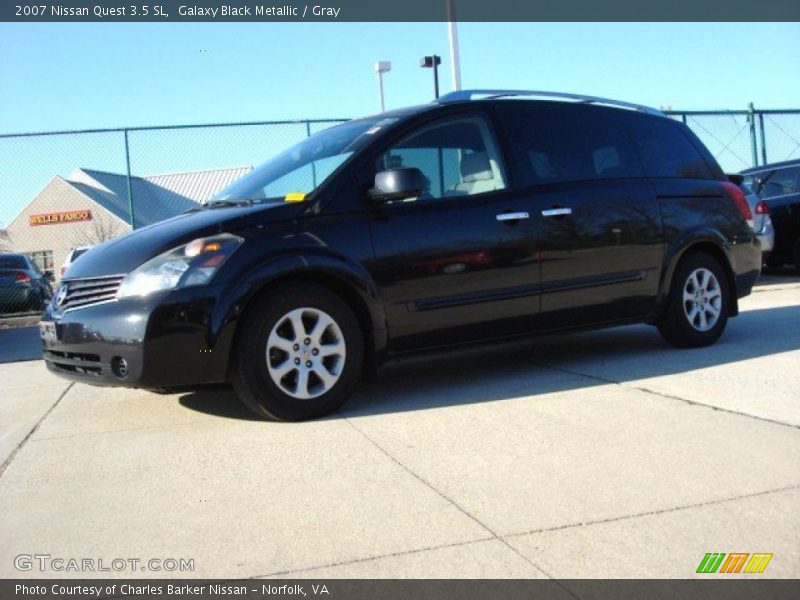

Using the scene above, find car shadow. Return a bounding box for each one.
[177,304,800,421]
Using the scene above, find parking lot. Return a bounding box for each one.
[1,273,798,579]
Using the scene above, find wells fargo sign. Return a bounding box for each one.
[29,210,93,226]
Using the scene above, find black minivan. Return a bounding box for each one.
[42,90,761,420]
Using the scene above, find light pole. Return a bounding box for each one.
[419,55,442,99]
[374,61,391,112]
[446,0,461,91]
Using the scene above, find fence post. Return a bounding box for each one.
[124,129,135,229]
[758,111,768,165]
[305,121,317,189]
[748,102,758,167]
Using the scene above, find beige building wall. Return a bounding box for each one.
[4,177,130,279]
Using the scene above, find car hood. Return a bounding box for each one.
[65,202,301,279]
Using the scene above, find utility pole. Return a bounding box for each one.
[446,0,461,91]
[374,61,391,112]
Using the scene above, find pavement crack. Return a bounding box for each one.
[338,413,578,595]
[0,382,74,479]
[252,536,495,578]
[523,359,799,430]
[504,482,800,539]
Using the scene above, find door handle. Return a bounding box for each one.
[541,207,572,217]
[496,211,530,222]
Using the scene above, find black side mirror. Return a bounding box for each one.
[369,168,427,202]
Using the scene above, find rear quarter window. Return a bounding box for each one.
[623,115,714,179]
[495,104,644,187]
[0,256,27,269]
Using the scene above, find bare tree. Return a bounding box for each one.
[72,212,124,247]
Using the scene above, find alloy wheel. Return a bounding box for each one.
[265,307,347,400]
[682,267,722,332]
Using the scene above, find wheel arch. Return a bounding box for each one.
[657,231,739,319]
[220,254,387,381]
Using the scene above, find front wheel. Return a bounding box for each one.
[657,252,730,348]
[230,283,364,421]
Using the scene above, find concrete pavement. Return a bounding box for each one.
[1,275,798,579]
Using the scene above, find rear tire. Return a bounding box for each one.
[657,251,730,348]
[230,283,364,421]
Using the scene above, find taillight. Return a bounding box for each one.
[721,181,753,221]
[755,200,770,215]
[15,271,31,283]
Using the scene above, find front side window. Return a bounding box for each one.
[214,117,399,203]
[375,115,507,201]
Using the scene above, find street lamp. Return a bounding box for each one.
[419,55,442,99]
[374,61,391,112]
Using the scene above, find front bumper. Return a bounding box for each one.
[41,284,231,388]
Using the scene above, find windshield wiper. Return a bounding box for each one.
[206,199,254,208]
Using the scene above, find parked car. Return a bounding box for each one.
[728,173,775,263]
[61,245,94,277]
[741,159,800,271]
[0,252,53,313]
[40,90,762,420]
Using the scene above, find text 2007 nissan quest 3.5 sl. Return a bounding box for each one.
[41,90,762,421]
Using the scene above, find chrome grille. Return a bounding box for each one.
[58,276,124,311]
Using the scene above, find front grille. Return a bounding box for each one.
[44,350,103,376]
[59,276,124,311]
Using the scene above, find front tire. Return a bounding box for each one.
[657,251,730,348]
[230,283,364,421]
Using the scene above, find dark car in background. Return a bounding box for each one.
[40,90,761,420]
[0,253,53,313]
[741,159,800,271]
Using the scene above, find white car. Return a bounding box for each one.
[60,245,93,277]
[729,175,774,263]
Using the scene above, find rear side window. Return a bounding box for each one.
[751,167,800,199]
[623,116,713,179]
[496,104,643,187]
[0,255,26,269]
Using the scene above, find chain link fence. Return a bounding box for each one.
[1,108,798,316]
[665,109,800,173]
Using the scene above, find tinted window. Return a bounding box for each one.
[623,116,712,179]
[751,167,800,199]
[375,114,507,200]
[496,104,643,186]
[0,255,27,269]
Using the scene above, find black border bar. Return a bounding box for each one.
[4,579,800,600]
[2,0,799,22]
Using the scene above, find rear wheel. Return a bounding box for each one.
[230,283,364,421]
[657,252,730,348]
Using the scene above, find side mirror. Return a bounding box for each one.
[369,168,427,202]
[44,270,55,282]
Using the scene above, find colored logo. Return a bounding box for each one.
[696,553,773,574]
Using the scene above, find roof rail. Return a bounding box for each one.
[435,89,664,116]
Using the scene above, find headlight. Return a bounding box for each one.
[117,234,243,299]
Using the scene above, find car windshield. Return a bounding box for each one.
[0,255,26,269]
[212,117,398,204]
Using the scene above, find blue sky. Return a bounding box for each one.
[1,22,799,131]
[0,22,799,226]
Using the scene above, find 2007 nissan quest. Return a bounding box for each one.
[41,90,761,420]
